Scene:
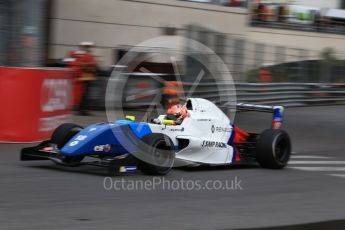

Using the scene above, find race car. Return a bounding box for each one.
[21,98,291,176]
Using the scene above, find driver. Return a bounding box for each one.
[166,104,189,125]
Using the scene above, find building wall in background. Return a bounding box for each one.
[287,0,340,9]
[49,0,345,69]
[248,27,345,58]
[49,0,247,67]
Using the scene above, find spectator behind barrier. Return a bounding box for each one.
[65,42,98,116]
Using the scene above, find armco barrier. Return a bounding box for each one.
[91,78,345,109]
[184,82,345,107]
[0,67,72,142]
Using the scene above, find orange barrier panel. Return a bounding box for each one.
[0,67,72,142]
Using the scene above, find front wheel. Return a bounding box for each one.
[256,129,291,169]
[136,134,175,175]
[51,123,84,164]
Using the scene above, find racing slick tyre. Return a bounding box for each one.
[51,123,84,164]
[256,129,291,169]
[137,133,175,175]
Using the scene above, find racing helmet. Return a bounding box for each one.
[166,104,188,122]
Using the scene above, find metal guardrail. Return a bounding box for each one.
[90,78,345,109]
[184,82,345,107]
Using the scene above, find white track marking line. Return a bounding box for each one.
[289,161,345,165]
[290,156,331,159]
[289,167,345,171]
[328,174,345,178]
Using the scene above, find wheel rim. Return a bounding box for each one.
[273,134,290,164]
[152,140,174,168]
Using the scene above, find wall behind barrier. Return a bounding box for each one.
[49,0,247,67]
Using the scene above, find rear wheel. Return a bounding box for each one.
[256,129,291,169]
[137,134,175,175]
[51,123,84,164]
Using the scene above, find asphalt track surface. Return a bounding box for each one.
[1,106,345,230]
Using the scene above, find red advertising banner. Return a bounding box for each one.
[0,67,72,142]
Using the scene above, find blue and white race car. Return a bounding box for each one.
[21,98,291,175]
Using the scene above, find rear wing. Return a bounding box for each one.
[236,103,284,129]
